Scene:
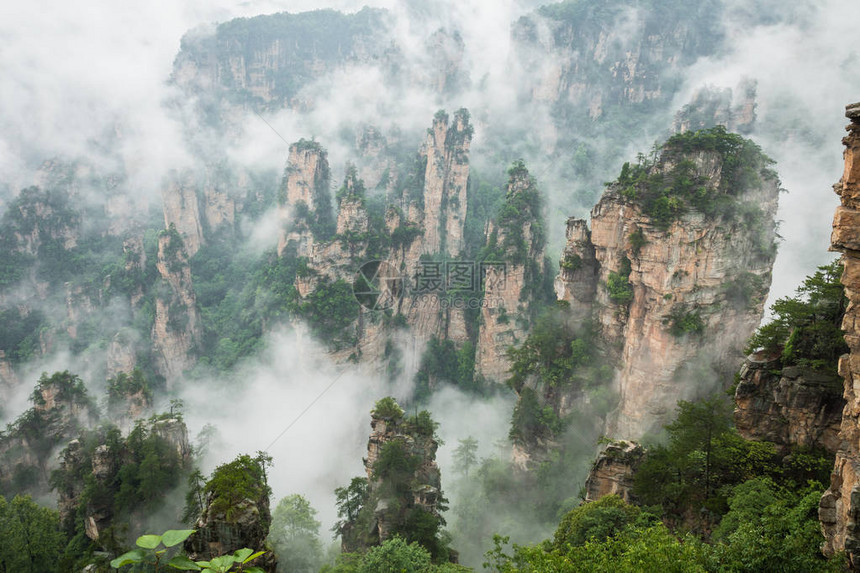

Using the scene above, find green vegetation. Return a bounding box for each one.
[628,227,647,256]
[284,140,335,241]
[111,529,266,572]
[205,453,272,527]
[414,338,481,400]
[606,256,633,305]
[634,396,832,526]
[614,127,777,230]
[508,387,563,445]
[0,308,45,363]
[0,372,98,498]
[371,397,404,420]
[747,260,847,374]
[48,414,193,569]
[722,271,767,308]
[506,311,600,392]
[268,494,324,573]
[107,368,152,417]
[506,311,610,446]
[666,306,705,337]
[488,395,840,572]
[486,161,546,266]
[201,8,387,107]
[324,536,469,573]
[0,494,66,573]
[560,253,582,272]
[192,243,301,371]
[335,399,451,564]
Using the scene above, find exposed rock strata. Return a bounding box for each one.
[162,171,204,257]
[820,103,860,566]
[354,408,443,550]
[420,110,472,257]
[151,229,201,385]
[584,440,645,504]
[734,351,843,453]
[556,144,779,438]
[277,142,332,257]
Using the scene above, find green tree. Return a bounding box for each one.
[664,395,733,498]
[453,437,478,476]
[268,494,323,573]
[747,260,847,373]
[0,495,66,573]
[205,453,272,526]
[357,536,433,573]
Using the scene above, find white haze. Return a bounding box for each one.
[174,327,514,533]
[676,0,860,306]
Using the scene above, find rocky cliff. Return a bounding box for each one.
[512,2,722,126]
[151,226,201,385]
[820,103,860,566]
[283,111,484,371]
[339,399,445,555]
[555,128,780,438]
[420,110,472,257]
[734,350,843,453]
[583,440,644,504]
[277,140,333,257]
[363,409,443,547]
[185,454,276,572]
[476,163,548,383]
[172,8,390,110]
[0,371,98,497]
[55,415,193,547]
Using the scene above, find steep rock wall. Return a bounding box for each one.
[277,141,332,257]
[476,168,547,383]
[734,351,843,453]
[556,140,779,438]
[583,440,644,504]
[820,103,860,566]
[151,229,201,385]
[162,171,204,257]
[421,110,472,257]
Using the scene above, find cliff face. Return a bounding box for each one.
[173,9,390,110]
[336,404,445,554]
[285,111,480,371]
[151,228,201,385]
[55,416,193,547]
[734,351,844,453]
[185,454,276,572]
[162,171,204,257]
[583,440,644,504]
[420,110,472,257]
[362,413,442,547]
[476,167,547,383]
[277,141,332,258]
[556,133,779,438]
[0,372,98,497]
[512,3,722,123]
[820,103,860,565]
[672,82,757,135]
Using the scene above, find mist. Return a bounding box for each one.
[1,0,859,568]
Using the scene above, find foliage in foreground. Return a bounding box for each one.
[111,529,266,572]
